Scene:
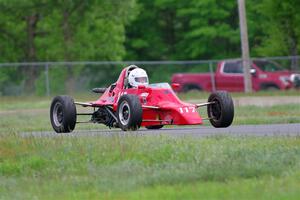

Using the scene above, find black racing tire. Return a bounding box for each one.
[117,94,142,131]
[207,91,234,128]
[50,95,77,133]
[145,125,164,130]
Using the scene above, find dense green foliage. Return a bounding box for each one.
[0,0,299,62]
[0,0,299,95]
[0,0,137,94]
[125,0,300,60]
[125,0,241,60]
[0,0,137,62]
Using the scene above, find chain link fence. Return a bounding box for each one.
[0,56,299,96]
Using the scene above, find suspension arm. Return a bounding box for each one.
[195,101,216,108]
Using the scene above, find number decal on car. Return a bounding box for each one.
[179,107,196,113]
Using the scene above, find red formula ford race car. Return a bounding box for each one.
[50,65,234,133]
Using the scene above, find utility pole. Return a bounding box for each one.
[238,0,252,93]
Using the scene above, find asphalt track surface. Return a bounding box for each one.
[22,123,300,137]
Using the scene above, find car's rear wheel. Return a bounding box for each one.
[207,91,234,128]
[145,125,164,130]
[50,95,77,133]
[117,94,142,131]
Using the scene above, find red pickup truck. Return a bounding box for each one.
[172,59,300,92]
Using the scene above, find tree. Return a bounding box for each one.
[36,0,137,93]
[253,0,300,70]
[175,0,240,59]
[124,0,170,60]
[125,0,240,60]
[0,0,137,94]
[0,0,52,93]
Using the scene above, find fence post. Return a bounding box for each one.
[209,61,216,92]
[45,63,50,96]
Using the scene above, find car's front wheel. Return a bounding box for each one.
[117,94,142,131]
[50,95,77,133]
[207,91,234,128]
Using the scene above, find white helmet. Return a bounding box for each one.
[128,68,149,88]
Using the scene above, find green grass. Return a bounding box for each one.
[122,175,300,200]
[0,94,300,199]
[0,93,96,111]
[1,136,300,199]
[234,104,300,124]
